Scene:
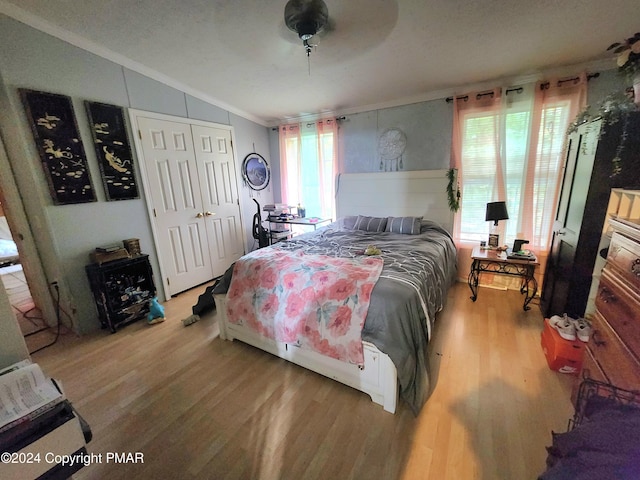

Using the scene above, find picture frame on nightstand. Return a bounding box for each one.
[488,233,499,248]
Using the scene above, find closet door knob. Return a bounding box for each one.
[196,212,204,218]
[205,211,215,216]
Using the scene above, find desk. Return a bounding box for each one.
[468,246,539,311]
[267,217,331,244]
[268,217,331,229]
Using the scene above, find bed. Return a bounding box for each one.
[213,170,457,414]
[0,216,19,266]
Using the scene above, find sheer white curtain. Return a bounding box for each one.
[451,76,587,251]
[279,119,338,220]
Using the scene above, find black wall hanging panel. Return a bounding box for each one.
[20,89,96,205]
[85,101,139,201]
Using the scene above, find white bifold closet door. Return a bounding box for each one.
[134,113,243,296]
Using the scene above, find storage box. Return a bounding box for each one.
[122,238,141,256]
[89,248,130,265]
[541,318,585,375]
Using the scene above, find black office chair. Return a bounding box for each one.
[252,199,269,248]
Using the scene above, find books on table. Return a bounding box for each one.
[0,361,64,432]
[506,248,536,261]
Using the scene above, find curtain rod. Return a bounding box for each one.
[540,72,600,90]
[273,116,346,130]
[444,90,493,104]
[445,72,600,103]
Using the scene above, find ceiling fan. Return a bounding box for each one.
[284,0,334,57]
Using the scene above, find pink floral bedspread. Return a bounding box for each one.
[225,248,384,365]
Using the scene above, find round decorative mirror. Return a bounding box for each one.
[242,153,270,190]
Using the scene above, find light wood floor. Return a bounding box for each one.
[31,281,575,480]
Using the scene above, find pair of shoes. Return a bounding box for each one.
[572,317,591,342]
[549,314,575,341]
[549,314,591,342]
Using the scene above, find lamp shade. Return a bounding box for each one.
[485,201,509,225]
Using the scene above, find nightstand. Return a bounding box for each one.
[468,246,539,311]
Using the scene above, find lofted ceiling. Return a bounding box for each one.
[1,0,638,126]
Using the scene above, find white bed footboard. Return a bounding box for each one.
[213,293,398,413]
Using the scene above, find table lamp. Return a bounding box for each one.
[485,201,509,247]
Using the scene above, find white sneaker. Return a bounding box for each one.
[549,314,576,341]
[571,317,591,342]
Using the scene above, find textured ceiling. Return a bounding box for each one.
[1,0,638,126]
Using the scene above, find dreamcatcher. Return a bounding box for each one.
[377,128,406,171]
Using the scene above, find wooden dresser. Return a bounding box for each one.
[581,217,640,391]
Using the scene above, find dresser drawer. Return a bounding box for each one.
[571,347,609,406]
[580,347,609,384]
[589,311,640,392]
[606,232,640,294]
[596,270,640,362]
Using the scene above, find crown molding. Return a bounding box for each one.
[268,58,616,127]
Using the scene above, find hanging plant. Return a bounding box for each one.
[600,34,640,176]
[597,92,636,128]
[446,168,461,212]
[596,92,637,176]
[566,90,637,176]
[566,106,591,136]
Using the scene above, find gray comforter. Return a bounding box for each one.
[217,221,457,414]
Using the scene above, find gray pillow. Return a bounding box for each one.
[342,216,358,230]
[386,216,423,235]
[354,215,387,232]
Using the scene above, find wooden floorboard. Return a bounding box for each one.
[31,281,575,479]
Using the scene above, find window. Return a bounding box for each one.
[452,79,586,250]
[279,120,338,220]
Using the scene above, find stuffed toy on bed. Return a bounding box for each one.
[147,297,165,325]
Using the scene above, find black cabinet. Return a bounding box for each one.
[85,254,156,332]
[540,113,640,318]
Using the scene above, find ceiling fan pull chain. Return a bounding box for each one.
[285,0,329,70]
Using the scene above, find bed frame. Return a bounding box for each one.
[214,169,454,413]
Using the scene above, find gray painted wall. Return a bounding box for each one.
[339,100,452,173]
[0,15,272,336]
[271,99,453,205]
[230,113,276,253]
[268,128,282,204]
